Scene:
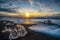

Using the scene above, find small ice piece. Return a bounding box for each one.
[17,25,27,37]
[9,31,19,40]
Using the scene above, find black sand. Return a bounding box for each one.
[0,20,60,40]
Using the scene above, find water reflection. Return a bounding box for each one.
[22,19,36,24]
[25,19,30,24]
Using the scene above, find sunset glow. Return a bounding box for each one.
[25,12,30,18]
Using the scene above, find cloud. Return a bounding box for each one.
[0,8,17,13]
[37,2,54,12]
[27,0,54,12]
[51,0,60,7]
[0,0,12,3]
[0,0,20,13]
[0,5,18,13]
[0,0,59,13]
[0,1,6,3]
[26,0,29,2]
[29,0,34,6]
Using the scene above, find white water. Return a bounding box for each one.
[29,23,60,38]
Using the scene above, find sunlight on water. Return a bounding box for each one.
[25,20,30,24]
[21,19,36,24]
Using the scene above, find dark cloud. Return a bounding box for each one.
[51,0,60,6]
[0,7,17,13]
[26,0,29,1]
[0,0,29,2]
[0,0,19,13]
[0,0,9,3]
[0,0,6,3]
[0,0,13,6]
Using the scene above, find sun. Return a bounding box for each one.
[25,12,30,18]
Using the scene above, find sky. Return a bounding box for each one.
[0,0,60,16]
